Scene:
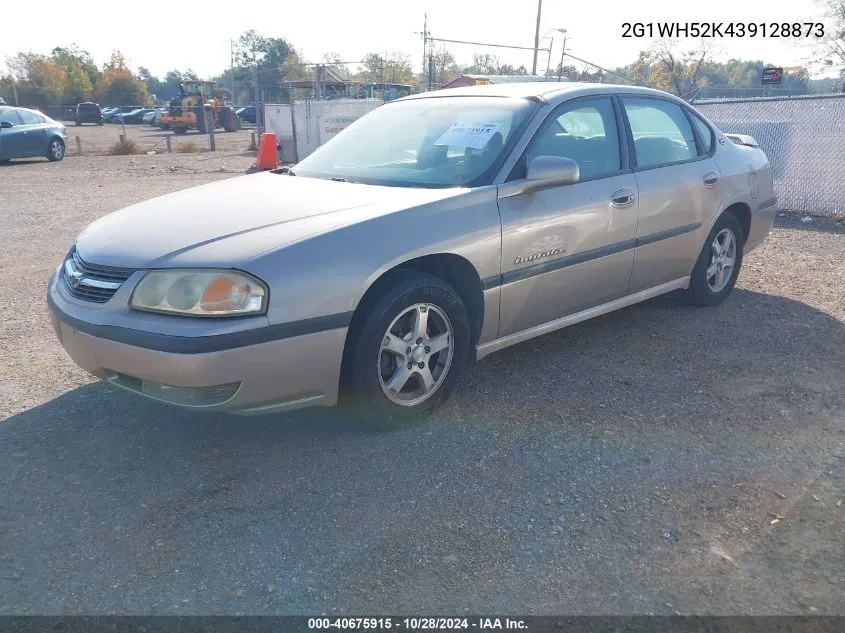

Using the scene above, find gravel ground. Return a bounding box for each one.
[1,154,844,615]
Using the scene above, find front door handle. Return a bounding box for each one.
[703,172,719,187]
[611,188,635,207]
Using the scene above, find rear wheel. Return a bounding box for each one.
[46,138,65,162]
[688,213,744,306]
[220,107,240,132]
[340,270,470,428]
[172,127,188,135]
[196,107,212,134]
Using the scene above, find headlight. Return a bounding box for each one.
[130,270,267,316]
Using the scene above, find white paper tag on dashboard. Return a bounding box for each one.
[434,123,502,150]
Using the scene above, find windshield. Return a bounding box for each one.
[292,96,538,188]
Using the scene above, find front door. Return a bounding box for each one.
[497,96,639,337]
[0,109,25,159]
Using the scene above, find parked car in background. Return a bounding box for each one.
[235,106,256,124]
[46,83,775,425]
[152,107,168,128]
[75,102,104,126]
[104,106,137,123]
[0,106,67,162]
[114,108,154,124]
[142,110,156,125]
[0,96,7,105]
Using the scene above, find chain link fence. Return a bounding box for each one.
[694,93,845,217]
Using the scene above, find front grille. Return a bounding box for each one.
[62,248,136,303]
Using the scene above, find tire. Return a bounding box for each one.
[75,120,81,126]
[0,158,10,164]
[172,127,188,135]
[46,137,65,162]
[97,121,103,126]
[688,212,745,307]
[196,108,211,134]
[340,270,471,428]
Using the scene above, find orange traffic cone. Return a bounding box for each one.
[256,132,279,170]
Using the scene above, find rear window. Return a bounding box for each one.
[78,104,99,111]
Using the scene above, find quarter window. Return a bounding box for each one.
[622,98,698,168]
[522,97,621,180]
[688,110,714,154]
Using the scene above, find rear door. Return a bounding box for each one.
[497,96,639,336]
[0,109,25,158]
[619,96,722,292]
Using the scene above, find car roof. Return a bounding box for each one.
[398,81,681,104]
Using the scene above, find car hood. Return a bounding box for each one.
[75,172,466,269]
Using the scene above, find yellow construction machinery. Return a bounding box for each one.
[161,80,240,135]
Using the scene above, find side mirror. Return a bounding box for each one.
[526,155,580,187]
[500,155,580,199]
[0,121,13,129]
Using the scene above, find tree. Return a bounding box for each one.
[234,30,300,100]
[626,40,713,98]
[5,53,67,106]
[65,60,93,102]
[52,45,99,89]
[424,46,460,88]
[356,52,416,85]
[137,66,166,102]
[816,0,845,90]
[95,62,150,105]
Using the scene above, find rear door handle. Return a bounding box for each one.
[611,188,635,207]
[703,172,719,187]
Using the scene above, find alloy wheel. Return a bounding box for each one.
[706,227,736,293]
[377,303,454,407]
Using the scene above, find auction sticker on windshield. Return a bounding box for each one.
[434,123,502,150]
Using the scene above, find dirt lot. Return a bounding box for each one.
[65,119,256,155]
[1,153,844,615]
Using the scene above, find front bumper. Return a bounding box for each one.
[47,272,347,415]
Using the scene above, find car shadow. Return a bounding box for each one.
[2,288,844,614]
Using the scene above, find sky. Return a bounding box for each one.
[1,0,835,79]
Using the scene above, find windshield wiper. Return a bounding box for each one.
[329,177,355,183]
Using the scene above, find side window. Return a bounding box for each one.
[622,98,698,168]
[521,97,621,181]
[688,110,714,154]
[0,109,23,125]
[18,110,44,125]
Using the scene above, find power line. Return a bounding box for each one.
[421,35,552,54]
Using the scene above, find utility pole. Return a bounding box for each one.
[422,14,428,92]
[531,0,543,75]
[253,52,261,135]
[557,36,567,80]
[229,39,235,103]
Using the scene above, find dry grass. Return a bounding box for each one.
[177,140,202,153]
[108,138,141,155]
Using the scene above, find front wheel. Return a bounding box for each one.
[688,213,744,306]
[341,270,471,428]
[47,138,65,162]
